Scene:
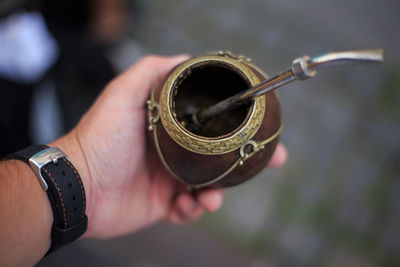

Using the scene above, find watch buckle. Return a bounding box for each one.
[28,147,67,191]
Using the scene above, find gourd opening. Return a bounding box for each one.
[172,62,252,138]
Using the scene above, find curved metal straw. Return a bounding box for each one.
[191,49,384,125]
[308,49,384,69]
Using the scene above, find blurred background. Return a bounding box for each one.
[1,0,399,266]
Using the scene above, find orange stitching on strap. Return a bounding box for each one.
[43,168,67,228]
[63,159,86,216]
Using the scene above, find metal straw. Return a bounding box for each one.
[189,49,384,127]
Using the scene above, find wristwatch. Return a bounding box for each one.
[3,145,88,255]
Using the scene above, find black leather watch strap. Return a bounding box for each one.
[3,145,87,255]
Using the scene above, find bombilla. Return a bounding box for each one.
[191,48,384,127]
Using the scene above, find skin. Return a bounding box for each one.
[0,55,287,266]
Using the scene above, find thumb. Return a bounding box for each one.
[133,54,191,86]
[112,54,191,105]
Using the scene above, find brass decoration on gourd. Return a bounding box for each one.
[147,49,384,189]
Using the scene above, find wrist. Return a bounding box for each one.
[0,160,53,265]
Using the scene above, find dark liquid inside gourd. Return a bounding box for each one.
[173,63,252,137]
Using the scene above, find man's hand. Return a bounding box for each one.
[51,55,288,238]
[0,54,287,266]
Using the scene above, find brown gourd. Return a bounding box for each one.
[146,49,383,188]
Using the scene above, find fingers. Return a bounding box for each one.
[267,143,287,168]
[167,188,224,224]
[169,193,204,224]
[165,142,285,224]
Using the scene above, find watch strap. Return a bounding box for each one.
[3,145,87,255]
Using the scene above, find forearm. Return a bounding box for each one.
[0,160,52,266]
